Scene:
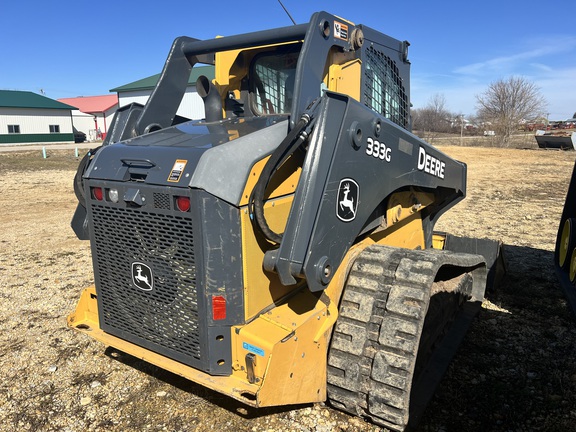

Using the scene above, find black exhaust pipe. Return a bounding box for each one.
[196,75,223,122]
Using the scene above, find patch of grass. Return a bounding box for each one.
[0,150,86,173]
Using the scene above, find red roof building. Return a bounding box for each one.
[58,95,118,141]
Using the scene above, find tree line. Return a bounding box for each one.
[411,76,554,146]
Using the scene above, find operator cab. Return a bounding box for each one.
[206,43,302,120]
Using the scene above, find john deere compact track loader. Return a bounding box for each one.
[68,11,501,430]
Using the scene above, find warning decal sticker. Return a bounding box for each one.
[334,21,349,41]
[167,159,187,182]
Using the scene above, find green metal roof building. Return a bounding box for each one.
[110,65,215,120]
[0,65,216,145]
[0,90,76,144]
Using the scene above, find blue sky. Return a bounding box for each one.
[1,0,574,120]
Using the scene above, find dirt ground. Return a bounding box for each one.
[1,145,575,431]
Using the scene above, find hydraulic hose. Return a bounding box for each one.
[250,114,312,244]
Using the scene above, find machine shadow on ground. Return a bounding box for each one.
[418,244,576,431]
[103,346,310,420]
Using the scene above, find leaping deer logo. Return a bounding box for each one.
[340,183,356,217]
[337,179,359,222]
[132,262,153,291]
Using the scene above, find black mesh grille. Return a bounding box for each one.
[364,46,409,129]
[153,192,171,210]
[91,204,201,363]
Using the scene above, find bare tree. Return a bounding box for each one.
[476,76,547,146]
[412,93,451,142]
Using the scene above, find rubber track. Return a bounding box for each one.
[326,245,487,431]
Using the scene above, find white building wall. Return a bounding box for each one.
[70,108,119,142]
[0,107,73,134]
[104,107,116,134]
[70,110,94,135]
[117,90,150,108]
[91,113,107,140]
[117,86,205,120]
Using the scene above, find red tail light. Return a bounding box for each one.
[176,196,191,212]
[92,187,103,201]
[212,295,226,320]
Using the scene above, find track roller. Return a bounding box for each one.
[327,244,487,431]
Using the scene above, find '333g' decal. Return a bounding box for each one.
[365,137,392,162]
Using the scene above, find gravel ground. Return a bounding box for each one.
[1,145,575,432]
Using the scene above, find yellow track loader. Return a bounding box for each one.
[68,11,502,430]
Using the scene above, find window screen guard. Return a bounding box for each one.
[251,49,299,115]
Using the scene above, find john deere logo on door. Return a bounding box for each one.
[337,178,359,222]
[132,262,153,291]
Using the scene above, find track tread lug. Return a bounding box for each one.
[327,244,487,431]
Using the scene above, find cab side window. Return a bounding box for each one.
[250,48,300,115]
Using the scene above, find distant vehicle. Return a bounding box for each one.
[535,130,576,150]
[73,128,86,143]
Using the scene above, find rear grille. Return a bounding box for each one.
[90,203,202,366]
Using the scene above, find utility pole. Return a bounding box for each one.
[460,114,464,146]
